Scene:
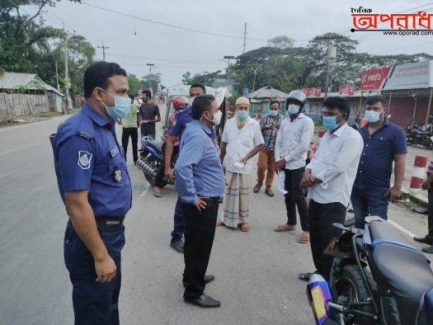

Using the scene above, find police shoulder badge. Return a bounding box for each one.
[78,151,92,170]
[114,168,122,182]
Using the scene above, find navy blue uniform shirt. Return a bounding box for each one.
[169,106,192,141]
[52,102,132,217]
[353,119,407,189]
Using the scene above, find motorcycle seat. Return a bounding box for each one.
[368,220,433,322]
[142,137,163,153]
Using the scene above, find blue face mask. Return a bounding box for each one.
[365,110,381,123]
[269,110,279,117]
[236,111,248,121]
[322,116,337,131]
[102,90,132,119]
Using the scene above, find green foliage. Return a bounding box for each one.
[181,70,225,86]
[127,74,140,95]
[140,74,161,95]
[0,0,93,96]
[184,33,433,95]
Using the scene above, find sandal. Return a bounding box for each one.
[240,223,250,232]
[273,224,296,232]
[297,231,310,244]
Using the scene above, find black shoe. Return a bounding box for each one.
[170,239,184,254]
[414,235,433,245]
[183,275,215,287]
[184,294,221,308]
[422,246,433,254]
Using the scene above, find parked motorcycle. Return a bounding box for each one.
[407,123,433,149]
[307,216,433,325]
[136,136,174,188]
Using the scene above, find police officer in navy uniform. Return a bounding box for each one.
[51,62,132,324]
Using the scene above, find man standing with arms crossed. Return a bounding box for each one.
[299,97,363,281]
[51,62,132,324]
[274,90,314,244]
[175,95,224,307]
[165,84,206,253]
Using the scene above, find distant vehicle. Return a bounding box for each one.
[406,123,433,149]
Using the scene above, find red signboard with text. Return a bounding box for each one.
[360,67,391,91]
[339,84,355,96]
[302,87,321,97]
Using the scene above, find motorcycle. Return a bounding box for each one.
[406,124,433,149]
[307,216,433,325]
[136,136,174,188]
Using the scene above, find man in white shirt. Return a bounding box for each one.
[218,97,264,232]
[274,90,315,244]
[299,97,363,281]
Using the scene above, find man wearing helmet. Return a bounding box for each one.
[152,96,190,197]
[274,90,314,244]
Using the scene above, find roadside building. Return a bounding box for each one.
[0,72,63,120]
[248,86,289,118]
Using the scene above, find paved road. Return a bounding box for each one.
[0,115,431,325]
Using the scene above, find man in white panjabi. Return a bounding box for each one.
[218,97,264,232]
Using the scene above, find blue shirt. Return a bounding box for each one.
[169,106,192,141]
[175,120,225,204]
[51,103,132,217]
[353,119,407,189]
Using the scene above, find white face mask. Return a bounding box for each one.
[287,104,300,115]
[211,110,222,126]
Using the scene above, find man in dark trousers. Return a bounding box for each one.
[299,97,363,281]
[351,95,406,229]
[51,61,132,324]
[165,84,206,253]
[175,94,224,307]
[139,89,161,139]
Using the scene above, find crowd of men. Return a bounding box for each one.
[52,61,427,324]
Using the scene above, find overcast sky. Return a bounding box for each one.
[39,0,433,87]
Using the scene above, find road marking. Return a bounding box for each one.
[388,219,416,239]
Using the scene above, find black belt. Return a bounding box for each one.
[202,196,222,202]
[95,216,125,228]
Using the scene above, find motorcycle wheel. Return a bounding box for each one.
[406,136,413,145]
[142,155,167,188]
[332,265,375,325]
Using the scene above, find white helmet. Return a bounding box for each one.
[287,90,307,105]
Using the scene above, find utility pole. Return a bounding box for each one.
[315,35,341,98]
[243,22,247,54]
[55,59,60,92]
[324,44,337,98]
[64,31,72,111]
[97,42,110,61]
[146,63,155,76]
[223,55,235,81]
